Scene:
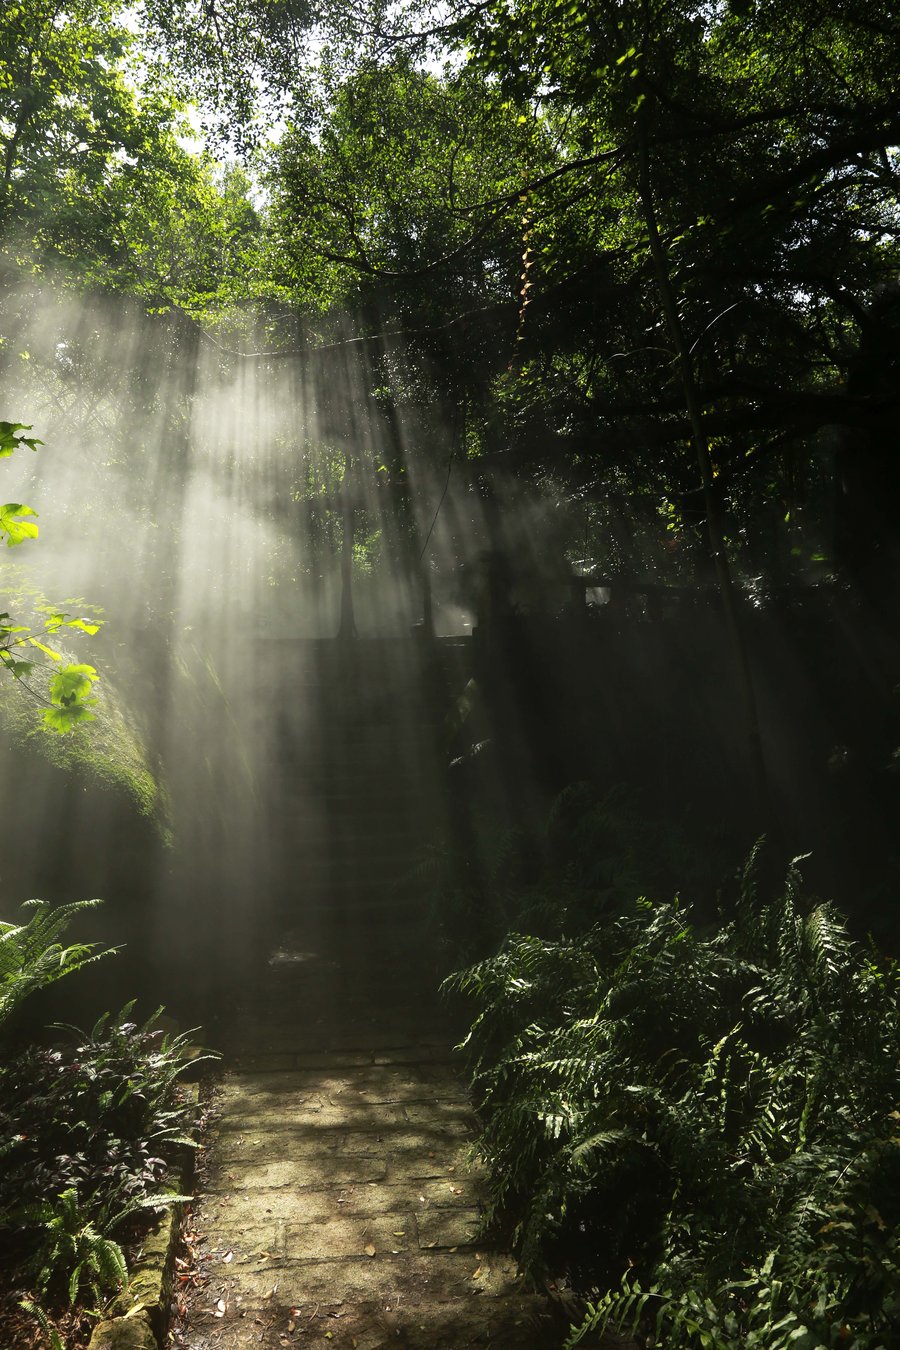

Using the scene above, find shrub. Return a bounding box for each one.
[0,1005,207,1308]
[13,1188,128,1307]
[448,849,900,1347]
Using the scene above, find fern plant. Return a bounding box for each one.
[17,1188,128,1306]
[0,898,113,1033]
[50,1001,214,1157]
[1,1004,205,1324]
[0,1003,209,1224]
[449,850,900,1346]
[17,1298,65,1350]
[12,1186,188,1307]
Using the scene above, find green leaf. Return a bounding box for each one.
[27,638,63,661]
[49,663,98,707]
[1,659,36,679]
[0,502,39,546]
[42,702,97,732]
[0,422,43,457]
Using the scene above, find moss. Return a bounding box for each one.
[88,1311,157,1350]
[0,564,170,836]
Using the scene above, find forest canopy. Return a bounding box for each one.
[5,0,899,608]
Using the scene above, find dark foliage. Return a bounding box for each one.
[0,1004,205,1307]
[421,783,731,964]
[449,849,900,1348]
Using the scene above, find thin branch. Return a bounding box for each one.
[452,145,628,217]
[190,296,517,360]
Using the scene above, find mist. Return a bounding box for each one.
[0,279,532,1027]
[2,269,897,1043]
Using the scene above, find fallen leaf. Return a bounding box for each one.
[364,1244,376,1257]
[222,1250,234,1263]
[392,1231,405,1237]
[213,1299,226,1318]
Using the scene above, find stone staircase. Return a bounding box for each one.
[229,637,469,1051]
[174,639,564,1348]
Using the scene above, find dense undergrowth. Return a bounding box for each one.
[0,899,206,1347]
[423,782,733,964]
[446,804,900,1350]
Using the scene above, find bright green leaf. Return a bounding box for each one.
[42,702,97,732]
[49,663,98,707]
[0,422,43,457]
[0,659,36,678]
[27,638,63,661]
[0,503,39,546]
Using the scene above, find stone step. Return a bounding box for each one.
[271,833,437,860]
[271,886,430,914]
[269,776,440,801]
[275,762,443,784]
[275,859,414,887]
[274,858,423,885]
[180,1049,559,1348]
[273,791,445,823]
[274,813,428,838]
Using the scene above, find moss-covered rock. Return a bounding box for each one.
[0,562,168,833]
[88,1311,157,1350]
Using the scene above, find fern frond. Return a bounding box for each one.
[18,1300,65,1350]
[0,899,116,1030]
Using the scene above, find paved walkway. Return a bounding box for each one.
[178,935,563,1348]
[176,645,565,1346]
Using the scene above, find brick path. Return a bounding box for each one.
[183,1053,559,1347]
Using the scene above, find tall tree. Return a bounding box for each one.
[0,0,259,309]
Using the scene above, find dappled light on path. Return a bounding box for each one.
[174,968,561,1348]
